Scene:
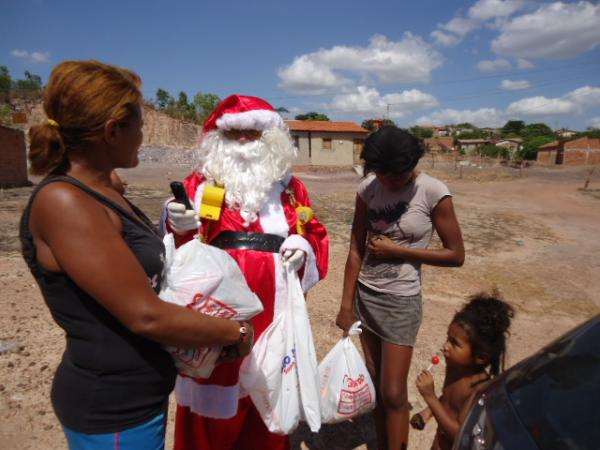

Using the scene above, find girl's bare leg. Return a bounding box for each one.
[360,329,385,449]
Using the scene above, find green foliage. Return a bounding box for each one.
[409,126,433,138]
[520,122,554,139]
[155,88,171,109]
[456,130,489,139]
[193,93,221,125]
[501,120,525,135]
[361,119,396,132]
[0,103,11,126]
[480,144,509,159]
[275,106,289,113]
[14,70,42,94]
[518,135,556,160]
[454,122,475,129]
[575,128,600,139]
[0,66,11,101]
[295,111,330,121]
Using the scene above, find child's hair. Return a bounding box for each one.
[28,60,143,176]
[452,290,514,376]
[360,126,424,176]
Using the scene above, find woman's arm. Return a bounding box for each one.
[335,195,368,334]
[367,196,465,267]
[30,183,246,349]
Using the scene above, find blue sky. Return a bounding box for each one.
[2,0,600,130]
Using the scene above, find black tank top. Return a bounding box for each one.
[19,175,176,433]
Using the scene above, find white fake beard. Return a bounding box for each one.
[196,128,297,226]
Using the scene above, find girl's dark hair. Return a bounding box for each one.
[453,290,514,376]
[360,126,425,176]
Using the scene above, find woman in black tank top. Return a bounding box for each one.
[20,60,254,449]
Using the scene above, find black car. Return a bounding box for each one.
[454,315,600,450]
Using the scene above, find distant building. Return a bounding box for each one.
[555,128,577,138]
[0,125,29,187]
[537,137,600,166]
[494,138,523,157]
[286,120,369,166]
[456,138,490,155]
[423,136,455,153]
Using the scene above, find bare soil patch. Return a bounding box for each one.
[1,157,598,450]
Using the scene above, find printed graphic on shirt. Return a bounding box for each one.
[367,200,408,232]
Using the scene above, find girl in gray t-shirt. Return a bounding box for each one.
[336,126,465,450]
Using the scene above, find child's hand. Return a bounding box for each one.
[410,413,426,430]
[416,369,435,399]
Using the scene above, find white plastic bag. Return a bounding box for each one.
[239,264,321,435]
[159,234,263,378]
[319,321,376,423]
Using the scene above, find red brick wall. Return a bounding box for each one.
[537,150,556,164]
[564,149,590,166]
[0,126,29,187]
[588,150,600,165]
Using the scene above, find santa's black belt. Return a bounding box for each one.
[210,231,285,253]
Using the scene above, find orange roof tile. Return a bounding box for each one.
[538,140,560,150]
[286,120,368,133]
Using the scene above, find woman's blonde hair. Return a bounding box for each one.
[28,60,143,175]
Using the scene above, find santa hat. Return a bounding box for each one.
[202,94,285,133]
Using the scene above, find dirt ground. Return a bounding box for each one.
[1,156,599,450]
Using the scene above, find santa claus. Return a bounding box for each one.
[163,94,329,450]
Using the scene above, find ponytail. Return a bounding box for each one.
[28,122,68,175]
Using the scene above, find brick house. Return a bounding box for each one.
[423,136,455,153]
[286,120,369,165]
[536,141,562,165]
[537,137,600,165]
[563,137,600,166]
[456,138,490,155]
[0,125,29,187]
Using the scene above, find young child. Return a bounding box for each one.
[412,291,514,450]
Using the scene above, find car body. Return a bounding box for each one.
[454,315,600,450]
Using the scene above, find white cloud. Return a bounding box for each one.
[328,86,438,119]
[11,49,50,63]
[564,86,600,108]
[501,79,533,90]
[477,58,511,72]
[588,117,600,129]
[517,58,534,69]
[416,108,506,128]
[431,0,527,46]
[430,30,462,47]
[278,34,443,94]
[507,96,578,116]
[492,1,600,58]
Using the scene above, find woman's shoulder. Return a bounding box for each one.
[357,172,377,191]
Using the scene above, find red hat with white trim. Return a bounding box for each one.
[202,94,285,133]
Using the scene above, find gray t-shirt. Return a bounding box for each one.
[357,172,451,296]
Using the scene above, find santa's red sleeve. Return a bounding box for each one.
[280,176,329,291]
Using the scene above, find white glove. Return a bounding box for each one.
[166,202,199,235]
[281,249,306,271]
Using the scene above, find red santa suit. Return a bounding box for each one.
[166,96,329,450]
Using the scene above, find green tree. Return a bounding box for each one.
[575,128,600,139]
[518,135,555,160]
[520,123,554,139]
[155,88,171,110]
[361,119,396,132]
[0,66,12,102]
[502,120,525,136]
[456,130,489,139]
[275,106,289,114]
[295,111,330,121]
[193,93,221,125]
[409,126,433,138]
[480,144,509,159]
[12,70,42,99]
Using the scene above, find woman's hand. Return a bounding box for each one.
[217,321,255,364]
[336,307,356,337]
[368,234,400,259]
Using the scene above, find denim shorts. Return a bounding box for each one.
[355,282,423,346]
[62,412,166,450]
